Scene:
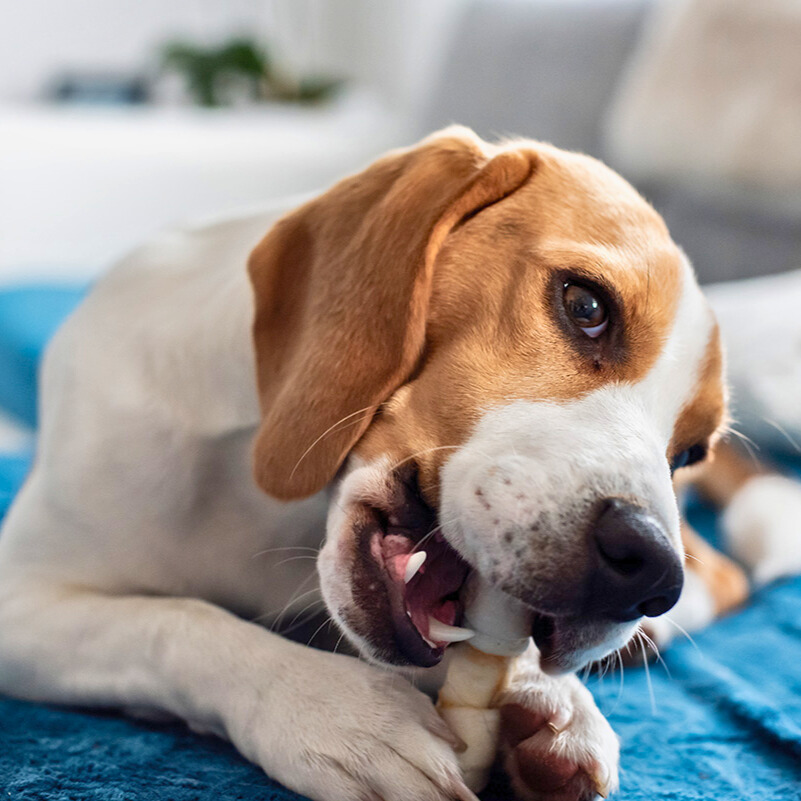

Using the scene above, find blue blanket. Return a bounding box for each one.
[1,286,800,800]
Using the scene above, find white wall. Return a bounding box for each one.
[0,0,265,101]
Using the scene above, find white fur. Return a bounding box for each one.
[0,209,469,801]
[723,474,801,586]
[440,258,714,667]
[0,203,712,800]
[0,203,486,801]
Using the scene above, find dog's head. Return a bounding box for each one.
[247,127,725,674]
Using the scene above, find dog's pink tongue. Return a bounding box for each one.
[405,542,468,636]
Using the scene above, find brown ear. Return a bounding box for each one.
[248,128,536,499]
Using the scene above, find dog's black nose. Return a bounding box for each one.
[586,499,683,621]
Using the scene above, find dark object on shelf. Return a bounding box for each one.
[48,73,149,105]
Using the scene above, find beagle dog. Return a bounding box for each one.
[0,127,733,801]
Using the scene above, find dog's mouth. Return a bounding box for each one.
[347,468,624,672]
[370,516,565,670]
[371,521,572,671]
[371,515,472,667]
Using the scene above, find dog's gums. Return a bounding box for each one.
[372,513,472,667]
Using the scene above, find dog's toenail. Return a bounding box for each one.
[547,706,571,733]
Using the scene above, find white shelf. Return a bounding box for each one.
[0,92,408,283]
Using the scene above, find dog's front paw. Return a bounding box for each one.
[227,647,477,801]
[497,671,619,801]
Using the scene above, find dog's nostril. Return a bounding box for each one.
[588,498,683,622]
[595,540,645,577]
[638,595,674,618]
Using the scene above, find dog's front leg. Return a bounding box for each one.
[496,644,619,801]
[0,578,477,801]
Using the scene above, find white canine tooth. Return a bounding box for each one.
[404,551,427,584]
[427,616,476,643]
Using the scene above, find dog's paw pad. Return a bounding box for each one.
[499,701,612,801]
[499,702,550,747]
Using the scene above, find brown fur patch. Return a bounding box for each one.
[248,129,703,503]
[355,144,685,504]
[248,130,535,499]
[681,521,749,615]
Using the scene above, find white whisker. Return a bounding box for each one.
[257,576,319,630]
[333,628,348,654]
[274,554,319,568]
[662,615,702,655]
[251,545,320,561]
[640,637,657,715]
[290,405,377,480]
[722,425,761,466]
[307,615,336,647]
[640,629,671,679]
[388,445,463,473]
[761,417,801,454]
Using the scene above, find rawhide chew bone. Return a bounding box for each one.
[436,574,532,792]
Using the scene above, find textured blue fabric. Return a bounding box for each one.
[1,285,800,800]
[0,284,87,426]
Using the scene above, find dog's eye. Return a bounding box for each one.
[563,283,608,338]
[670,443,708,475]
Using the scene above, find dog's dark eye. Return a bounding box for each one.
[670,443,708,475]
[563,283,608,338]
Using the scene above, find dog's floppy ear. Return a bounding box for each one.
[248,128,536,499]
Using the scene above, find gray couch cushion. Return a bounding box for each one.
[422,0,800,284]
[421,0,649,157]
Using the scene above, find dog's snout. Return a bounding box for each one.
[587,499,683,622]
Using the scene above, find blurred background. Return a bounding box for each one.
[1,0,800,451]
[2,0,799,286]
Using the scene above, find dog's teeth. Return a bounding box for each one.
[427,617,475,643]
[404,551,427,584]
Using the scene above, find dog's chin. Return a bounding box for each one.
[531,614,639,675]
